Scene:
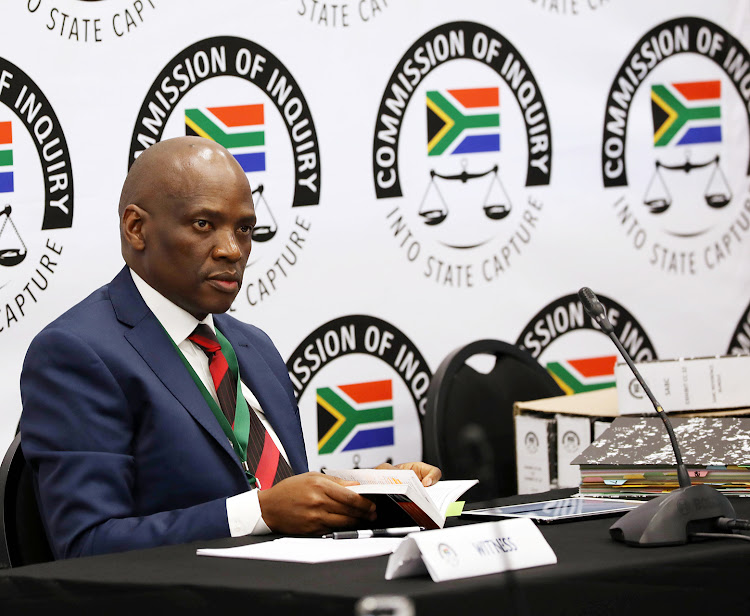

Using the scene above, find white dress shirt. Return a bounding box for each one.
[130,269,290,536]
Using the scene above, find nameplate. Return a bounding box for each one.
[385,518,557,582]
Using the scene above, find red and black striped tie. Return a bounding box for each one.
[189,325,294,489]
[189,324,237,427]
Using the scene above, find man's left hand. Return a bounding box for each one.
[375,461,442,487]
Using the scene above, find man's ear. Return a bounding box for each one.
[121,204,147,251]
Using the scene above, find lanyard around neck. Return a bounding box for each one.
[163,324,257,488]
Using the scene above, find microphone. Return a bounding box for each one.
[578,287,736,546]
[578,287,612,333]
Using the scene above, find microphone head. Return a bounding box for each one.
[578,287,614,333]
[578,287,604,318]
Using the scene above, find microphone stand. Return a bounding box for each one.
[578,287,735,546]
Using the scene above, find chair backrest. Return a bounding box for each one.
[0,433,53,568]
[423,340,564,502]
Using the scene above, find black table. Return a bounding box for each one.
[2,489,750,615]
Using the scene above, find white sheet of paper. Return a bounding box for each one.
[196,537,404,563]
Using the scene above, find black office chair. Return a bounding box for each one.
[0,433,53,568]
[423,339,564,502]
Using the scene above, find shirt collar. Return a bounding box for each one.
[129,268,215,345]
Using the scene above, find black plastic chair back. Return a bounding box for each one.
[423,340,564,502]
[0,433,54,568]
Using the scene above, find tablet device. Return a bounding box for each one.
[462,497,643,523]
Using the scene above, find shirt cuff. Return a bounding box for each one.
[226,489,272,536]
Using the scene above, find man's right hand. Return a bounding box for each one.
[257,472,377,535]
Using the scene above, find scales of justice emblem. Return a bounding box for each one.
[418,159,512,227]
[250,183,276,243]
[0,204,27,267]
[643,154,732,216]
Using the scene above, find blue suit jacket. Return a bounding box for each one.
[19,267,308,559]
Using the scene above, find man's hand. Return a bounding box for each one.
[376,462,442,487]
[257,472,376,535]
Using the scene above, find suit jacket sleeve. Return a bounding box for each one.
[20,326,233,559]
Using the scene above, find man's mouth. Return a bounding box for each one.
[207,273,241,293]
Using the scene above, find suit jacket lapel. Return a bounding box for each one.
[108,268,237,463]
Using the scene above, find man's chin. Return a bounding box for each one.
[208,296,238,315]
[188,294,240,319]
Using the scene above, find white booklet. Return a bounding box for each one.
[324,468,477,530]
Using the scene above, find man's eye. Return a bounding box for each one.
[195,220,209,229]
[239,225,252,234]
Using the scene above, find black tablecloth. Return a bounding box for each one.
[2,489,750,615]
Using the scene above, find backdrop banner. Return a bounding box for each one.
[1,1,749,468]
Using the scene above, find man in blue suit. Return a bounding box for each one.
[20,136,439,559]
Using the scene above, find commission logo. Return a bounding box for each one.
[129,37,321,308]
[516,293,657,393]
[0,58,73,334]
[438,543,459,566]
[524,431,539,454]
[287,315,430,471]
[602,17,750,275]
[561,430,581,453]
[372,21,552,288]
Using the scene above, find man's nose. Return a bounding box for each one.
[214,229,242,261]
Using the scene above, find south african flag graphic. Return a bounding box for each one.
[426,87,500,156]
[546,355,618,395]
[651,80,722,147]
[317,380,394,455]
[0,122,13,193]
[185,104,266,172]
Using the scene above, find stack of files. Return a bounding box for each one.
[572,416,750,497]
